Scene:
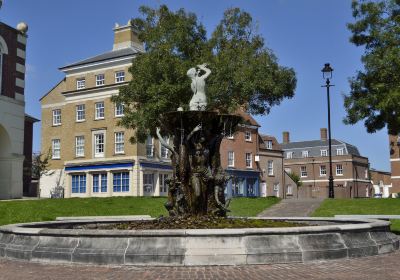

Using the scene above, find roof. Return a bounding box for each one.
[281,139,361,157]
[59,47,142,70]
[235,110,260,127]
[25,114,40,123]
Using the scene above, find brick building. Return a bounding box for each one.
[388,134,400,195]
[281,128,372,199]
[40,22,173,198]
[0,18,38,199]
[370,168,392,198]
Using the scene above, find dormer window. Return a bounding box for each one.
[302,150,309,158]
[76,78,85,90]
[286,152,293,159]
[336,148,344,156]
[266,140,273,149]
[321,149,328,156]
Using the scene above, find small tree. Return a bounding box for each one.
[32,149,54,198]
[287,172,303,188]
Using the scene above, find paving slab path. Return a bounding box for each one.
[258,198,325,217]
[1,251,400,280]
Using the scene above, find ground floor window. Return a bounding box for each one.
[113,172,129,192]
[232,177,245,196]
[159,173,169,193]
[247,178,257,196]
[143,173,155,193]
[93,173,107,193]
[286,185,293,195]
[71,174,86,193]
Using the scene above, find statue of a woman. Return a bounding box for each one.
[187,63,211,111]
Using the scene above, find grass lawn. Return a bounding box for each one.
[312,198,400,234]
[0,196,280,226]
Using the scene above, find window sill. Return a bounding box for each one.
[336,174,344,176]
[94,118,105,121]
[52,157,61,160]
[114,152,125,156]
[76,120,85,123]
[115,115,124,118]
[75,156,85,159]
[52,124,62,127]
[268,174,275,177]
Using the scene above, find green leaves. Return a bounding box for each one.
[113,5,296,142]
[344,0,400,134]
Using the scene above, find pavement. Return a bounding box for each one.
[258,198,325,217]
[0,251,400,280]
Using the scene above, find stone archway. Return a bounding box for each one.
[0,123,12,198]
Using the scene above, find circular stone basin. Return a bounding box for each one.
[0,217,398,266]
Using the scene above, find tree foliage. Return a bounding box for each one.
[287,172,302,188]
[344,0,400,134]
[113,5,296,142]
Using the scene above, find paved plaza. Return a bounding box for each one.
[258,198,325,217]
[0,250,399,280]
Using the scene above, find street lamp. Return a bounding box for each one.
[321,63,335,198]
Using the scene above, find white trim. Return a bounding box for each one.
[391,176,400,179]
[65,63,132,77]
[16,63,25,74]
[390,158,400,162]
[284,159,357,165]
[64,87,119,103]
[42,102,66,109]
[17,34,27,44]
[17,49,26,59]
[16,78,25,88]
[0,36,9,54]
[301,178,371,183]
[62,56,135,74]
[283,144,345,151]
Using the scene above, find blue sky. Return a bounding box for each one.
[1,0,390,171]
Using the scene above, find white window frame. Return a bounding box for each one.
[300,166,307,177]
[93,131,105,158]
[95,74,105,86]
[267,160,274,176]
[227,151,235,167]
[320,149,328,156]
[302,150,309,158]
[115,71,125,83]
[320,165,327,176]
[245,152,252,168]
[52,109,61,126]
[159,173,169,194]
[365,169,369,179]
[75,136,84,157]
[115,103,124,117]
[245,131,252,141]
[286,151,293,159]
[76,78,85,90]
[266,140,273,150]
[336,148,344,156]
[95,102,105,120]
[336,164,343,176]
[76,104,85,122]
[114,132,124,154]
[143,173,155,194]
[160,137,169,159]
[286,185,293,195]
[52,139,60,159]
[146,135,154,158]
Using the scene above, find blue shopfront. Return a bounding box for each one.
[225,169,260,197]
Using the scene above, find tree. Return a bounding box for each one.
[344,0,400,134]
[287,172,302,188]
[32,149,54,198]
[113,5,296,143]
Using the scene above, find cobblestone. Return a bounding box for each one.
[1,250,400,280]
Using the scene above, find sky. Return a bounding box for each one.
[0,0,391,171]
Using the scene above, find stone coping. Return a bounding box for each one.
[55,215,151,221]
[335,215,400,220]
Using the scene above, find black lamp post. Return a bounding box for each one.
[321,63,335,199]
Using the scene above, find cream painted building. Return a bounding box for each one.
[40,22,172,198]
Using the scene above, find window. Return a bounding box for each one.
[113,172,129,192]
[365,169,369,179]
[52,109,61,126]
[300,166,307,177]
[52,139,60,159]
[286,151,293,159]
[267,160,274,176]
[160,137,169,159]
[302,150,309,158]
[286,185,293,195]
[336,148,344,156]
[75,136,84,157]
[320,165,326,176]
[71,174,86,193]
[93,173,107,193]
[95,74,105,86]
[94,132,105,157]
[76,78,85,90]
[159,174,169,194]
[76,104,85,121]
[115,103,124,117]
[115,71,125,83]
[232,177,245,196]
[95,102,105,119]
[226,130,234,139]
[143,173,155,193]
[245,153,252,168]
[336,164,343,175]
[245,131,252,141]
[266,140,273,150]
[146,135,154,158]
[228,151,235,167]
[321,149,328,156]
[114,132,124,154]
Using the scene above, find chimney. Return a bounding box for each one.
[283,131,290,144]
[113,21,143,51]
[320,128,328,141]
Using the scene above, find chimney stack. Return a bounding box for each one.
[283,131,290,144]
[320,128,328,141]
[113,20,143,51]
